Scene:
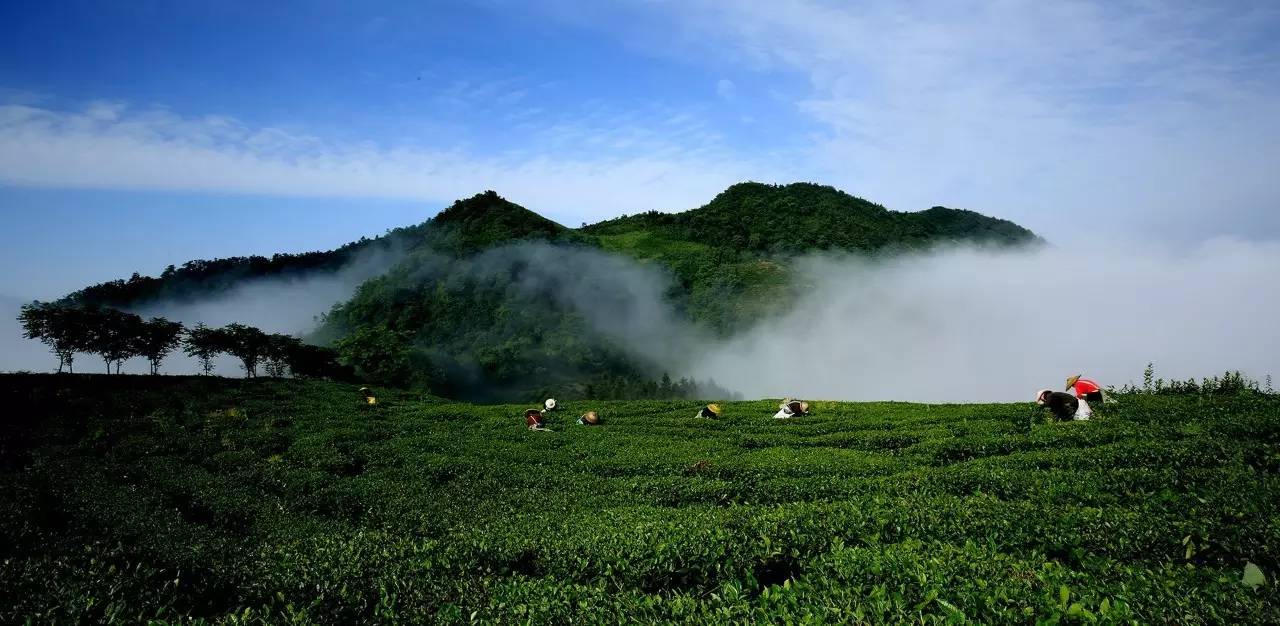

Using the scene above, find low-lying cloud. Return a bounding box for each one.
[422,238,1280,402]
[2,242,404,376]
[691,239,1280,401]
[130,242,403,337]
[6,236,1277,401]
[470,242,705,368]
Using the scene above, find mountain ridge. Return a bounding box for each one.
[58,183,1039,400]
[66,182,1035,310]
[584,181,1037,252]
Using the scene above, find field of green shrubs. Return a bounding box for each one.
[1,374,1277,624]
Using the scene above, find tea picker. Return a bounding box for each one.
[773,398,810,419]
[525,408,551,431]
[1036,389,1091,421]
[1066,374,1108,404]
[521,398,561,431]
[577,410,602,425]
[696,404,721,418]
[359,387,378,406]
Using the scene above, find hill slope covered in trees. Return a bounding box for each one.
[59,183,1038,401]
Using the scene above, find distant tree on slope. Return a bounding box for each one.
[221,323,271,378]
[17,302,92,373]
[84,308,145,374]
[135,317,185,375]
[182,323,225,376]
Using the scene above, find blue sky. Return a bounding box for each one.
[2,0,1280,300]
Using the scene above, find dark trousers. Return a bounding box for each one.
[1083,391,1104,404]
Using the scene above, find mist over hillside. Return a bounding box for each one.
[315,184,1039,400]
[129,240,406,337]
[11,183,1274,401]
[693,239,1280,401]
[0,293,49,373]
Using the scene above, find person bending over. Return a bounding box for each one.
[1037,389,1091,421]
[773,399,809,419]
[1066,375,1104,404]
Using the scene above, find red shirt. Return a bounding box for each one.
[525,410,544,428]
[1072,379,1101,397]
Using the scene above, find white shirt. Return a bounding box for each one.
[1074,398,1092,420]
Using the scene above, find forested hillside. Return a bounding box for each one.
[66,224,430,309]
[59,183,1038,400]
[583,182,1036,253]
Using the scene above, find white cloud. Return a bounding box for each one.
[4,1,1279,242]
[693,238,1280,401]
[0,101,790,225]
[599,0,1280,241]
[716,78,736,100]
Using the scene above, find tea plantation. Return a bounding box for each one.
[1,374,1277,624]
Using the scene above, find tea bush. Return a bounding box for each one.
[0,374,1276,624]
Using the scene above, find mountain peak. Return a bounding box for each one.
[431,191,566,252]
[638,181,1036,253]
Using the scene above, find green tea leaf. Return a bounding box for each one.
[1243,562,1266,589]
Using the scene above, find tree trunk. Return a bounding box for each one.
[105,359,111,374]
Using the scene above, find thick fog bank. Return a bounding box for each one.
[131,242,403,336]
[2,243,402,376]
[695,239,1280,401]
[6,236,1277,402]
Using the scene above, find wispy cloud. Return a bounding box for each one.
[433,77,530,110]
[592,0,1280,240]
[0,101,786,224]
[716,79,736,100]
[4,1,1277,241]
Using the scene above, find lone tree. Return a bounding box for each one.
[183,323,225,375]
[221,323,271,378]
[17,302,93,373]
[135,317,185,375]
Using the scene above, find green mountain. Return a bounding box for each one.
[428,189,570,252]
[62,183,1037,401]
[585,182,1034,253]
[577,182,1038,334]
